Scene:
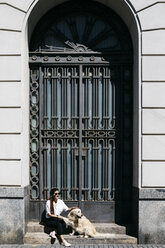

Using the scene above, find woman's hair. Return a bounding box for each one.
[49,187,59,215]
[50,187,59,197]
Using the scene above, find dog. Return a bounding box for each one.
[63,208,115,238]
[63,208,96,238]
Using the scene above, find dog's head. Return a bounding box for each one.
[68,208,82,220]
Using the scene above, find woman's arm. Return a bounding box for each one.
[46,200,64,219]
[48,213,64,219]
[67,207,77,212]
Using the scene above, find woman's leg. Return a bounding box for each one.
[45,217,63,235]
[44,217,70,245]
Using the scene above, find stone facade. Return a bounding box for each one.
[0,0,165,244]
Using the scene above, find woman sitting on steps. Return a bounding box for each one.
[45,187,75,247]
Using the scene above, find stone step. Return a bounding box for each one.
[24,232,137,245]
[26,222,126,235]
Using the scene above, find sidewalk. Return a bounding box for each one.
[0,245,165,248]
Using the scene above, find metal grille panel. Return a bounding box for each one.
[30,58,115,202]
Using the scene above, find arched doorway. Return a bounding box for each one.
[29,0,133,224]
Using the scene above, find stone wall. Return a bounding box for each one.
[0,187,29,244]
[138,189,165,244]
[0,0,165,244]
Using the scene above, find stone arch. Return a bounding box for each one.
[25,0,140,186]
[23,0,141,225]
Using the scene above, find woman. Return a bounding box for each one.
[45,187,75,246]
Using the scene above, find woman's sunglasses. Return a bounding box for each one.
[54,192,60,196]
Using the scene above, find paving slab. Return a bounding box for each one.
[0,245,165,248]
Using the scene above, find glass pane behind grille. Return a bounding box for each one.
[41,66,79,200]
[82,66,115,200]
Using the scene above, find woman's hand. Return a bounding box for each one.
[58,215,64,220]
[68,207,77,212]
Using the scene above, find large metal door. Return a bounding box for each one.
[29,44,116,221]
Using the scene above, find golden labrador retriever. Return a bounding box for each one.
[64,208,96,238]
[63,208,116,238]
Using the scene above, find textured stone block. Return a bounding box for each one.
[0,198,24,243]
[2,0,34,12]
[0,82,21,107]
[0,31,21,54]
[142,162,165,187]
[0,108,22,133]
[139,188,165,199]
[138,3,165,30]
[0,186,28,198]
[142,30,165,54]
[130,0,163,12]
[0,134,21,159]
[142,135,165,160]
[0,4,25,31]
[0,186,29,244]
[142,109,165,134]
[0,56,21,81]
[139,200,165,243]
[142,56,165,81]
[142,83,165,107]
[0,161,21,185]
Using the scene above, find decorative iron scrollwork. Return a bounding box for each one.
[41,130,78,138]
[65,41,91,52]
[83,130,115,138]
[30,68,40,200]
[40,41,94,53]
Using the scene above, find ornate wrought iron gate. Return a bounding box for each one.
[29,43,117,220]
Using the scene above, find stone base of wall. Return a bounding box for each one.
[1,186,165,244]
[0,186,29,244]
[138,188,165,244]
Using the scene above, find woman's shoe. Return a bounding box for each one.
[61,240,71,247]
[49,231,56,239]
